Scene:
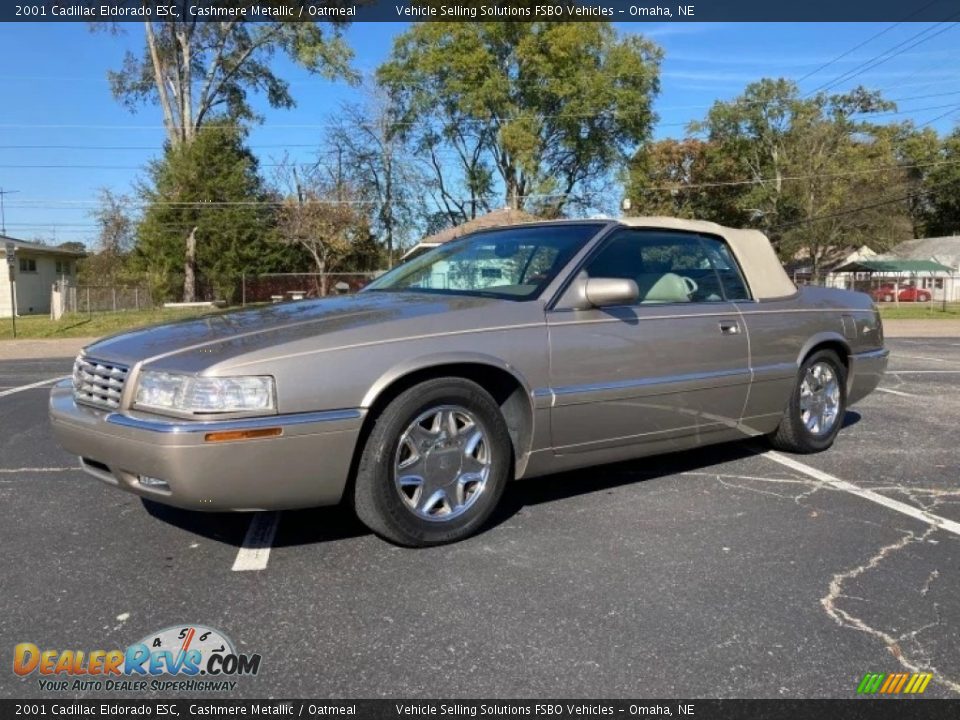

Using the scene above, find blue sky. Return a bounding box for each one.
[0,21,958,246]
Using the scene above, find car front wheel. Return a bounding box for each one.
[768,350,847,454]
[353,378,512,546]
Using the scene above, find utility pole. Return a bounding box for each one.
[0,188,19,236]
[5,241,16,338]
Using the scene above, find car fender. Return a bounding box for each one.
[795,330,851,368]
[360,351,537,411]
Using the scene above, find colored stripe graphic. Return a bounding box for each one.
[858,672,932,694]
[858,673,886,694]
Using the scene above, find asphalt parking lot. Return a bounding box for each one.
[1,338,958,699]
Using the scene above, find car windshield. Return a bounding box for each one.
[365,223,604,301]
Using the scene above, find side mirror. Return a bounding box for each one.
[584,277,639,308]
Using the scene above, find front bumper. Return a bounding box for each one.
[49,380,366,511]
[847,347,889,406]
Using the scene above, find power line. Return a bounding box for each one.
[806,21,960,97]
[1,97,959,163]
[4,158,959,224]
[796,0,947,88]
[0,188,19,235]
[917,104,960,128]
[795,22,904,87]
[771,181,953,230]
[6,158,960,208]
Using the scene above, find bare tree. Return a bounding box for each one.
[324,94,426,264]
[83,189,135,285]
[275,161,371,296]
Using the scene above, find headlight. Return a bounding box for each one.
[134,372,276,415]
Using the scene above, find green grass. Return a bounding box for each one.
[3,301,958,341]
[0,307,223,340]
[876,302,960,320]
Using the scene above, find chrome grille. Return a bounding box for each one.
[73,356,129,410]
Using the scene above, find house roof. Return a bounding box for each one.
[419,208,541,247]
[0,235,86,258]
[833,259,954,274]
[889,235,960,269]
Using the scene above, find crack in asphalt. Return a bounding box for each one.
[820,525,960,695]
[697,470,960,695]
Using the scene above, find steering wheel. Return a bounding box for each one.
[680,276,698,298]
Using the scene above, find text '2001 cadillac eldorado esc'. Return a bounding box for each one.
[50,217,888,546]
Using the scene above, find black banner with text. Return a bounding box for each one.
[3,0,959,23]
[2,700,960,720]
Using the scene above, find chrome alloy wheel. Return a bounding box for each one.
[393,405,491,522]
[799,361,841,435]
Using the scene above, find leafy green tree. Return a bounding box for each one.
[99,10,355,148]
[378,21,661,217]
[625,138,745,224]
[134,124,279,302]
[629,79,914,280]
[924,127,960,237]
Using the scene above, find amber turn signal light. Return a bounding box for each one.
[203,427,283,443]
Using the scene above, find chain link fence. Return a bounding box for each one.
[63,285,156,314]
[239,272,381,305]
[52,273,382,317]
[797,271,960,312]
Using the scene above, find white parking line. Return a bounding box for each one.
[0,376,68,398]
[893,354,960,364]
[0,467,75,473]
[888,369,960,374]
[231,512,281,572]
[874,387,919,398]
[764,451,960,538]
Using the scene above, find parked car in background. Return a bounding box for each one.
[50,217,888,546]
[870,283,932,302]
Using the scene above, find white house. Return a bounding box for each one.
[0,236,86,318]
[825,236,960,302]
[888,236,960,301]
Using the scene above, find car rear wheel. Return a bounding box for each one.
[768,350,847,454]
[353,378,512,547]
[883,294,894,302]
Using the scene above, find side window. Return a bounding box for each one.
[583,230,746,304]
[699,237,751,301]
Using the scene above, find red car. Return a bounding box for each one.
[870,283,932,302]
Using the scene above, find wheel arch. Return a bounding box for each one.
[358,353,537,478]
[796,332,853,401]
[796,332,851,370]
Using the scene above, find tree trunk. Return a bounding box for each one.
[144,20,179,147]
[184,226,198,302]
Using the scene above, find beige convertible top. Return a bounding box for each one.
[618,216,797,300]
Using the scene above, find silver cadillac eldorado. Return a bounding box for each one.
[50,217,888,546]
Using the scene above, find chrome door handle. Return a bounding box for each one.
[719,321,740,335]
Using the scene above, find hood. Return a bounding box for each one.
[83,292,529,370]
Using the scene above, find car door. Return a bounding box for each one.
[546,229,752,454]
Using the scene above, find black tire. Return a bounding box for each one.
[353,378,512,547]
[768,349,847,454]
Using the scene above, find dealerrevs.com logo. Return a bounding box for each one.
[13,625,262,693]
